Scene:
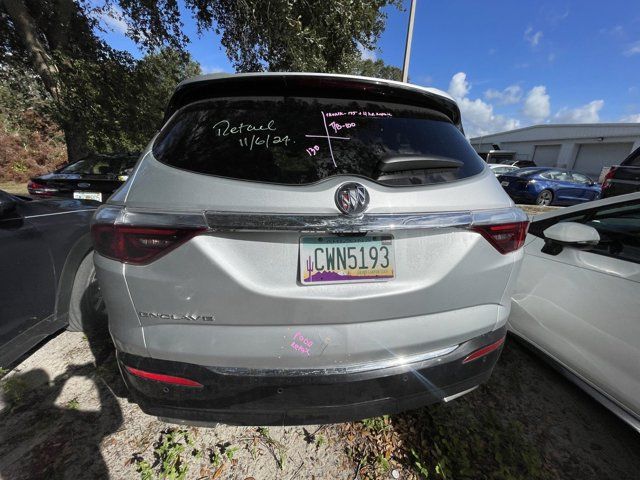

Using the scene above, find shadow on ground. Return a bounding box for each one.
[0,318,125,479]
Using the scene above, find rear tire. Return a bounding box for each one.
[536,189,554,206]
[68,252,108,334]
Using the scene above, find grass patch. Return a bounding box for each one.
[345,391,549,480]
[1,375,29,408]
[134,428,194,480]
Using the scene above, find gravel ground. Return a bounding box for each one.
[1,329,638,480]
[0,332,353,479]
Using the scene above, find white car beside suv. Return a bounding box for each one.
[509,192,640,432]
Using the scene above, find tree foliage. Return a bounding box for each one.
[1,0,401,161]
[354,58,402,81]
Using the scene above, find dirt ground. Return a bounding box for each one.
[1,329,638,480]
[0,182,28,196]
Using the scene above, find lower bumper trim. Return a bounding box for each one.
[118,327,506,426]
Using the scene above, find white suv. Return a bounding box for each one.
[92,73,528,425]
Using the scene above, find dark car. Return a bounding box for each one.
[27,153,139,203]
[601,146,640,198]
[497,167,601,206]
[0,190,105,367]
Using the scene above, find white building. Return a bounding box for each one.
[470,123,640,180]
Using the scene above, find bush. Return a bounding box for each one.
[0,109,67,182]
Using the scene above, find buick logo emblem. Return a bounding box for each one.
[335,183,369,216]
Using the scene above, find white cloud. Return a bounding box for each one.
[523,86,551,123]
[447,72,520,137]
[448,72,470,99]
[484,85,522,105]
[97,5,128,34]
[554,100,604,123]
[620,113,640,122]
[524,27,543,47]
[357,43,377,61]
[624,41,640,56]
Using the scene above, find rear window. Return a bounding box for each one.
[621,147,640,167]
[152,97,485,186]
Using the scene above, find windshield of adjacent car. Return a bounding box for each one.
[511,167,546,177]
[152,97,486,186]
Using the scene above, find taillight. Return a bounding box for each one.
[472,221,529,254]
[601,166,617,190]
[462,336,506,364]
[125,366,203,387]
[91,224,206,265]
[27,180,57,196]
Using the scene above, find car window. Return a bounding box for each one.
[60,158,120,175]
[621,147,640,167]
[531,199,640,263]
[512,168,545,177]
[153,97,486,186]
[570,172,592,184]
[540,170,560,180]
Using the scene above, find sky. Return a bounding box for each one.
[95,0,640,138]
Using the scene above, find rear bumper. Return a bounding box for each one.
[118,326,506,426]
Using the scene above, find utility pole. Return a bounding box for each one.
[402,0,417,83]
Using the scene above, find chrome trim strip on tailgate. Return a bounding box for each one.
[93,205,526,234]
[208,344,459,377]
[204,207,527,233]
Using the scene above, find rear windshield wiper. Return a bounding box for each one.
[377,155,463,173]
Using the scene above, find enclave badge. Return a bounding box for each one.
[335,183,369,216]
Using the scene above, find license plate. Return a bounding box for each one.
[73,191,102,202]
[501,181,509,187]
[300,235,395,285]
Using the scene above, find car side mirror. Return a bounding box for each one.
[541,222,600,255]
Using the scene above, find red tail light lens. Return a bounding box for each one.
[27,180,57,196]
[91,224,206,265]
[472,221,529,254]
[601,166,617,190]
[462,336,506,364]
[125,366,203,387]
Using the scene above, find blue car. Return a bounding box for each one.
[497,167,601,206]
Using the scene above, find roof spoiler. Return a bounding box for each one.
[162,74,463,132]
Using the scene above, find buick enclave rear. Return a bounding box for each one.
[92,73,527,425]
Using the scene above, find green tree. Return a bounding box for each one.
[354,58,402,81]
[1,0,401,160]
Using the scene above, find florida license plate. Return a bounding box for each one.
[73,191,102,202]
[300,235,395,285]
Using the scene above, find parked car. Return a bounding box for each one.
[27,153,139,203]
[477,149,518,164]
[601,146,640,199]
[92,72,529,426]
[0,190,104,367]
[488,163,519,176]
[498,167,601,206]
[508,192,640,432]
[496,159,537,168]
